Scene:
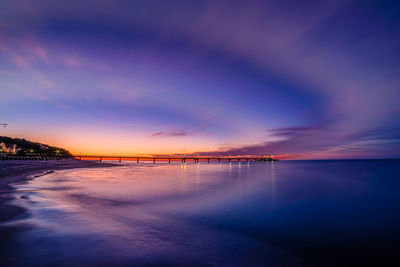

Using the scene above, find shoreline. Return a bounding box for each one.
[0,160,118,224]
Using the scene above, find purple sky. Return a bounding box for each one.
[1,0,399,158]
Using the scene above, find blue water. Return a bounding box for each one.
[1,160,400,266]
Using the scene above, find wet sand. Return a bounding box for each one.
[0,160,117,223]
[0,160,118,264]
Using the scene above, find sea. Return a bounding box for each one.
[1,160,400,266]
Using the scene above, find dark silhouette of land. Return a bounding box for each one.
[0,136,72,158]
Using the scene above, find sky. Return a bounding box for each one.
[1,0,400,159]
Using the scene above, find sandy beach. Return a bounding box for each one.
[0,160,117,223]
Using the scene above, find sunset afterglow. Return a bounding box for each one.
[1,0,399,159]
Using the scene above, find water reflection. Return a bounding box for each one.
[1,160,400,266]
[270,161,276,201]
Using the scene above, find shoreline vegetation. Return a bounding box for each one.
[0,136,73,158]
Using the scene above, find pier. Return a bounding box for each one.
[74,155,278,163]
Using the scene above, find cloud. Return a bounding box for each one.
[150,111,218,138]
[215,125,334,155]
[151,129,190,137]
[12,54,30,68]
[194,124,400,159]
[64,56,81,67]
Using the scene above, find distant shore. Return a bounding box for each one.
[0,159,118,224]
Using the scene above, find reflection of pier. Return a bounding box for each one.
[74,155,279,164]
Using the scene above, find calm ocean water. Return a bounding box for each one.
[1,160,400,266]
